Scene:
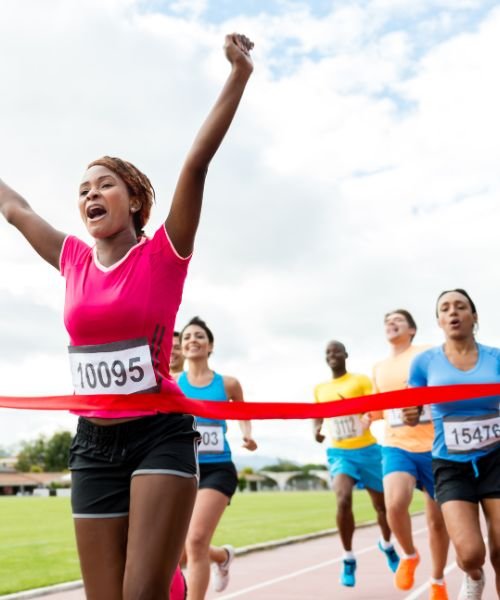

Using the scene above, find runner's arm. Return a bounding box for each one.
[360,412,373,431]
[313,418,325,443]
[165,34,254,258]
[403,353,429,426]
[368,376,384,421]
[360,376,374,430]
[0,179,66,269]
[401,406,422,426]
[224,375,257,451]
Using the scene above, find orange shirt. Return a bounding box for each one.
[372,345,434,453]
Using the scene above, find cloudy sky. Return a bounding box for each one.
[1,0,500,466]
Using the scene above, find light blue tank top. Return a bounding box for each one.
[178,371,232,464]
[409,343,500,463]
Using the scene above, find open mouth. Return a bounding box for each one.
[450,318,460,327]
[86,204,107,221]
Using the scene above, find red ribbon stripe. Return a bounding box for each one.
[0,384,499,419]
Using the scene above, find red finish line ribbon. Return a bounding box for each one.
[0,384,499,419]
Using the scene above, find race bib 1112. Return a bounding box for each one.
[329,415,364,441]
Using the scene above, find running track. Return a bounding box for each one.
[3,514,496,599]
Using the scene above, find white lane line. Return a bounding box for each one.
[219,527,427,599]
[402,561,458,600]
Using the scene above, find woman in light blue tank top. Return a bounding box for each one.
[405,289,500,599]
[178,316,257,599]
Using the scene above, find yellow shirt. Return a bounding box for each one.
[372,345,434,453]
[314,372,377,450]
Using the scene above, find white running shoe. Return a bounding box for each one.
[458,571,485,600]
[212,545,235,593]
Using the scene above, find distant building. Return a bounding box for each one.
[238,469,329,492]
[0,458,69,496]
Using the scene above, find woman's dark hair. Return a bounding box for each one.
[435,289,477,316]
[87,156,155,237]
[180,316,214,344]
[384,309,417,340]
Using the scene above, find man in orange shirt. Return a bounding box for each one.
[371,310,449,600]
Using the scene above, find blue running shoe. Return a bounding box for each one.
[340,559,356,587]
[378,541,400,573]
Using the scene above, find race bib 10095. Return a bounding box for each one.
[68,338,158,395]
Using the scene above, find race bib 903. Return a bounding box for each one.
[444,413,500,454]
[197,422,224,454]
[68,338,158,395]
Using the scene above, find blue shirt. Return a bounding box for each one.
[409,343,500,462]
[178,371,232,464]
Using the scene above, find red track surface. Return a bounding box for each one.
[13,514,497,599]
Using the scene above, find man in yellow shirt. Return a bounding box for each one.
[371,309,449,600]
[314,340,399,588]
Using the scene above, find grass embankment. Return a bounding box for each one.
[0,491,425,594]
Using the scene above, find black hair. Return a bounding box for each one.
[435,289,477,316]
[384,309,417,331]
[327,340,347,353]
[384,309,417,339]
[180,316,214,344]
[87,156,155,238]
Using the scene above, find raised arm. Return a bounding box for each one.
[223,375,257,451]
[0,179,66,269]
[165,33,254,257]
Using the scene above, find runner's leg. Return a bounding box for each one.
[333,473,356,551]
[74,517,128,600]
[124,473,197,599]
[440,500,485,581]
[383,471,416,555]
[366,488,391,542]
[481,497,500,595]
[185,488,230,600]
[424,491,448,580]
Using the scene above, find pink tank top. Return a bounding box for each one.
[60,225,190,418]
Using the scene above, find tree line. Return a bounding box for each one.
[13,431,72,472]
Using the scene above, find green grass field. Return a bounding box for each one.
[0,491,425,594]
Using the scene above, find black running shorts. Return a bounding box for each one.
[69,413,199,517]
[198,461,238,500]
[432,445,500,504]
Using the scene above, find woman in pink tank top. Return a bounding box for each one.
[0,33,254,600]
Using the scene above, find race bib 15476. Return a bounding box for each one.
[444,413,500,454]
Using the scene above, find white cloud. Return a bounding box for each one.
[0,1,499,464]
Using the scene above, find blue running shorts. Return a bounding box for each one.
[382,446,435,498]
[327,444,383,493]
